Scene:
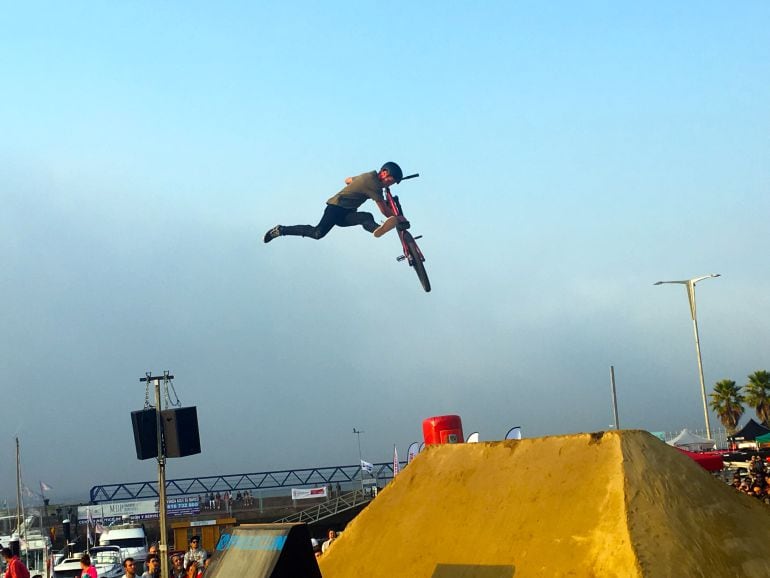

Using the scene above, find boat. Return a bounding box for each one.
[0,513,52,578]
[1,438,53,578]
[97,516,149,566]
[51,554,84,578]
[50,546,123,578]
[90,546,124,578]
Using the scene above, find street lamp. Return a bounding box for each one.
[654,274,720,439]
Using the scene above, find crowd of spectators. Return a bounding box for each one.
[198,490,253,511]
[729,455,770,504]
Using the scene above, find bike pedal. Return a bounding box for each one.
[414,235,423,240]
[397,255,406,262]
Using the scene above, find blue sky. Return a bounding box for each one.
[1,1,769,501]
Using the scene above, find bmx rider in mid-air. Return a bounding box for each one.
[263,161,407,243]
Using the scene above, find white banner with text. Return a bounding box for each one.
[291,487,328,500]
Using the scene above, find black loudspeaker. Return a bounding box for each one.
[162,406,201,458]
[131,409,159,460]
[131,407,201,459]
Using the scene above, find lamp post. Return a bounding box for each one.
[654,274,720,439]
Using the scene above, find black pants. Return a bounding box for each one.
[280,204,378,240]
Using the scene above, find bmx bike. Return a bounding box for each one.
[384,173,430,292]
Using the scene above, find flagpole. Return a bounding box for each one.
[16,438,22,534]
[353,428,364,492]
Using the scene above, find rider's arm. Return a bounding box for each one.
[375,199,395,217]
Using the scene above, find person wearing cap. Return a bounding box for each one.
[183,536,207,570]
[263,162,409,243]
[170,553,185,578]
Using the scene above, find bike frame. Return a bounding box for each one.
[381,173,430,292]
[383,177,425,266]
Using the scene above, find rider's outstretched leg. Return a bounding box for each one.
[340,210,379,234]
[264,205,342,242]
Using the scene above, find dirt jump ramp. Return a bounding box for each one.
[319,430,770,577]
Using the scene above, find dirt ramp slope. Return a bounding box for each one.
[620,433,770,576]
[319,430,770,578]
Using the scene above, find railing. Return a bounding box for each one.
[274,490,372,524]
[90,461,402,503]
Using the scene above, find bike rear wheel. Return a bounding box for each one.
[403,232,431,292]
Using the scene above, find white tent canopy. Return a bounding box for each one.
[667,428,715,451]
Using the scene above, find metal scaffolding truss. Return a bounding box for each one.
[274,489,372,525]
[89,461,402,503]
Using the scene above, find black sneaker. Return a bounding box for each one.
[264,225,282,243]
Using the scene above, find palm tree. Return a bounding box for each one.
[744,370,770,427]
[709,379,744,434]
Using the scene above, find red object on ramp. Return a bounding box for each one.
[422,415,464,445]
[676,448,724,472]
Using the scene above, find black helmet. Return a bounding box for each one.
[380,161,403,183]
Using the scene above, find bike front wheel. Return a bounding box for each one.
[403,232,431,292]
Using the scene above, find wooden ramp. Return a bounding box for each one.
[205,523,320,578]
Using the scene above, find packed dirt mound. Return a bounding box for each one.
[318,430,770,577]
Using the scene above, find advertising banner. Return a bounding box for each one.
[79,496,200,523]
[407,442,419,464]
[290,487,328,500]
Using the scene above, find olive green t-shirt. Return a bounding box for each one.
[326,171,384,210]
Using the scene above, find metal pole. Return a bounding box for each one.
[610,366,620,430]
[691,316,712,439]
[154,375,169,578]
[353,429,364,492]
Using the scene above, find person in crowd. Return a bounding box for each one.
[170,553,186,578]
[321,529,337,554]
[79,553,97,578]
[183,536,207,570]
[1,547,30,578]
[739,477,752,495]
[148,543,159,556]
[121,558,138,578]
[185,560,203,578]
[141,555,160,578]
